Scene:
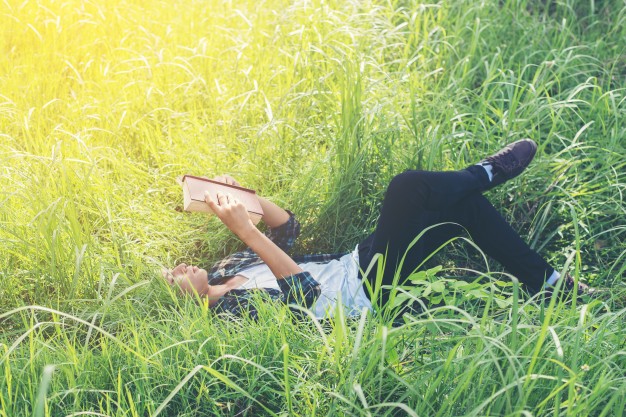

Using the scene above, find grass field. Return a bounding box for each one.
[1,0,626,415]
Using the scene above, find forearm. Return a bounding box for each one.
[205,187,301,279]
[238,227,303,279]
[257,196,290,228]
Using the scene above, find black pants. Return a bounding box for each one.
[358,166,553,303]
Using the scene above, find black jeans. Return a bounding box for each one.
[358,166,553,303]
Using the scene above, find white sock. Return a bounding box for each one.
[477,163,494,182]
[544,270,561,288]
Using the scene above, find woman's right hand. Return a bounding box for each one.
[205,191,256,239]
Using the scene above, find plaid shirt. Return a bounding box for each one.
[208,211,347,318]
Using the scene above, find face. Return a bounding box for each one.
[162,263,210,296]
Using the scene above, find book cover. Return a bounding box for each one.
[182,175,264,225]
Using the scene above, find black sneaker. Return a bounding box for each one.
[479,139,538,191]
[545,273,597,301]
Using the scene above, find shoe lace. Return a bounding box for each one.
[486,150,519,172]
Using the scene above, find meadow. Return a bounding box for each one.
[1,0,625,415]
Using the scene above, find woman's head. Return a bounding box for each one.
[162,263,210,296]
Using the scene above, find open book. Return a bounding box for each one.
[181,175,264,225]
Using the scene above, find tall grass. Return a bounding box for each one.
[1,0,625,415]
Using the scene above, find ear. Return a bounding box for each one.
[161,268,173,284]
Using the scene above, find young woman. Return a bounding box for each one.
[163,140,592,318]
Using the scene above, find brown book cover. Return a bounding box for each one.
[182,175,264,225]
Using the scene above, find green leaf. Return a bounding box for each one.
[425,265,443,277]
[409,270,429,282]
[431,281,446,293]
[391,293,410,308]
[422,285,432,297]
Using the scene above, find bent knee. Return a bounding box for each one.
[387,170,428,196]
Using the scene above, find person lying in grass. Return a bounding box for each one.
[163,140,594,318]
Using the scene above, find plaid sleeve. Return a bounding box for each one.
[277,271,321,308]
[264,210,301,252]
[212,272,321,318]
[213,288,282,320]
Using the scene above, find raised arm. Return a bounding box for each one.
[204,190,303,279]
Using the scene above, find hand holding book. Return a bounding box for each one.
[182,174,264,224]
[204,191,256,239]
